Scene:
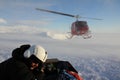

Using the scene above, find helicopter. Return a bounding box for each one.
[36,8,102,39]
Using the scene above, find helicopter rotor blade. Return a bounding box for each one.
[36,8,75,18]
[79,16,102,20]
[36,8,102,20]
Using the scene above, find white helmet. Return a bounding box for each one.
[24,45,47,62]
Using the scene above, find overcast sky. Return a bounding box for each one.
[0,0,120,33]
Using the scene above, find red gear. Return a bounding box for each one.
[67,70,83,80]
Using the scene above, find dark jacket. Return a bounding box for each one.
[0,44,44,80]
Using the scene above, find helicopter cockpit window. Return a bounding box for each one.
[75,21,88,27]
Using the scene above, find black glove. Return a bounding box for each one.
[12,44,30,61]
[20,44,31,54]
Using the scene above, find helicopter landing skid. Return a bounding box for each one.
[82,31,92,39]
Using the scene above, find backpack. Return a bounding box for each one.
[44,59,83,80]
[57,70,76,80]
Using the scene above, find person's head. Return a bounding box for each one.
[24,45,48,70]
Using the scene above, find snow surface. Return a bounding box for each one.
[0,28,120,80]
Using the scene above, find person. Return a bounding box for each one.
[0,44,48,80]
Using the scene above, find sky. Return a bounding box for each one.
[0,0,120,33]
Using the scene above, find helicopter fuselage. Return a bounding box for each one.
[71,21,89,36]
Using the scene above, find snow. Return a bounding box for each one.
[0,28,120,80]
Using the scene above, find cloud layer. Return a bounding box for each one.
[0,18,7,24]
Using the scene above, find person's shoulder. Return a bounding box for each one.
[0,58,14,69]
[0,58,13,64]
